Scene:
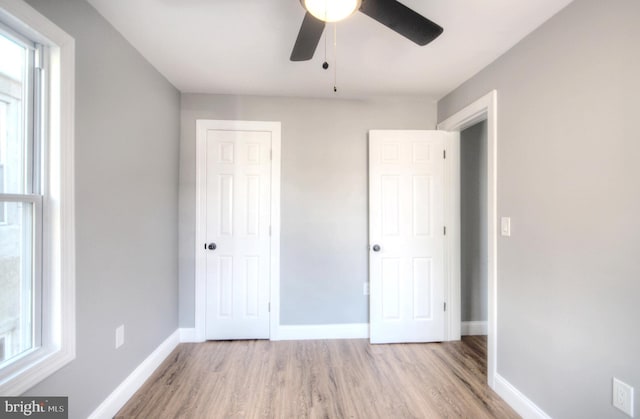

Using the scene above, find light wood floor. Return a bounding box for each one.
[116,336,519,418]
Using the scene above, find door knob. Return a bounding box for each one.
[372,244,381,252]
[207,243,217,250]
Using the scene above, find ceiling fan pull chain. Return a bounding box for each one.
[333,23,338,93]
[322,29,330,70]
[324,25,328,62]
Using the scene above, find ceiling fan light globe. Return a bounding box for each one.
[303,0,361,23]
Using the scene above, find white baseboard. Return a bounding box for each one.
[494,374,552,419]
[461,321,488,336]
[88,330,180,419]
[179,328,199,342]
[275,323,369,341]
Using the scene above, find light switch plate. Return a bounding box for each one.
[613,377,634,417]
[501,217,511,237]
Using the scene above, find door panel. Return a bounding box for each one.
[369,130,449,344]
[381,176,401,236]
[381,258,401,319]
[205,129,271,340]
[412,257,432,319]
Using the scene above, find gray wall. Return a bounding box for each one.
[438,1,640,418]
[460,121,487,322]
[22,1,180,418]
[180,94,437,326]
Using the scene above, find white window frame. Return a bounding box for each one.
[0,98,7,224]
[0,0,75,395]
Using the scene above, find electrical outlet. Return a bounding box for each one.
[115,325,125,349]
[363,282,369,296]
[613,377,634,417]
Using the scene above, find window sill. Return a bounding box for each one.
[0,345,75,395]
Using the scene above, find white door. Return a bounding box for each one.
[203,127,272,340]
[369,130,452,344]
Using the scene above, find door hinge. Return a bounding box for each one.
[268,302,271,312]
[270,149,273,161]
[444,226,447,235]
[443,149,446,159]
[444,302,447,311]
[269,225,272,236]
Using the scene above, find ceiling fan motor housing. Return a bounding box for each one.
[301,0,363,23]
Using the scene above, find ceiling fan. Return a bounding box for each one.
[291,0,444,61]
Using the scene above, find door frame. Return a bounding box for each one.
[438,90,498,388]
[194,119,281,342]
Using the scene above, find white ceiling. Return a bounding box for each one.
[86,0,574,99]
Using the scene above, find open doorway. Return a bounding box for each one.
[460,121,489,338]
[438,90,497,389]
[459,120,489,376]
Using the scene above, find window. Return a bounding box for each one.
[0,23,39,368]
[0,100,7,223]
[0,0,75,395]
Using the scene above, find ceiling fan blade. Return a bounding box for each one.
[359,0,443,46]
[290,12,326,61]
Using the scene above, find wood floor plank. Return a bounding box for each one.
[116,336,519,418]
